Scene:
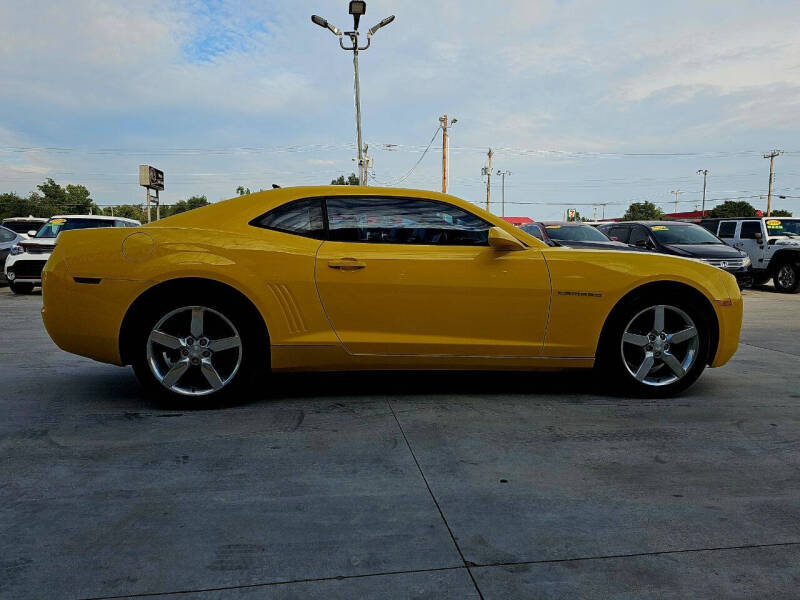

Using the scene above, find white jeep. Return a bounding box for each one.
[701,217,800,293]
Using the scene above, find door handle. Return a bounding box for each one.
[327,258,366,271]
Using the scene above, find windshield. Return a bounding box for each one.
[650,224,721,245]
[544,224,610,242]
[765,218,800,237]
[35,218,114,239]
[3,221,43,234]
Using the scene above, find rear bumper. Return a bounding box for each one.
[42,257,149,366]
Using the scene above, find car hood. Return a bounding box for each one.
[770,237,800,246]
[664,243,745,258]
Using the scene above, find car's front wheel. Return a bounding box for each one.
[131,294,264,405]
[773,262,800,293]
[597,293,711,397]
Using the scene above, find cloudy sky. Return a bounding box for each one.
[1,0,800,219]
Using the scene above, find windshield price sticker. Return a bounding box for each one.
[50,219,66,224]
[652,225,668,231]
[546,225,561,229]
[766,220,782,228]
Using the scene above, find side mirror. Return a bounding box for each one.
[28,230,37,237]
[754,232,763,241]
[488,227,526,251]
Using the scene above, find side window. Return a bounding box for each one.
[628,226,651,247]
[251,198,325,239]
[0,228,15,242]
[718,221,736,238]
[607,227,631,243]
[114,220,127,228]
[522,224,544,241]
[326,196,490,246]
[740,221,762,239]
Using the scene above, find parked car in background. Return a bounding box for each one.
[598,221,752,286]
[700,217,800,293]
[2,216,47,239]
[0,225,25,283]
[5,215,140,294]
[521,221,633,250]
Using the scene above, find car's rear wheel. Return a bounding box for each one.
[773,262,800,293]
[10,282,34,294]
[597,293,711,397]
[131,293,265,405]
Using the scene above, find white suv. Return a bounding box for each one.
[701,217,800,293]
[4,215,140,294]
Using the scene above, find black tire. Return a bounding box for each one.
[595,291,711,398]
[772,262,800,293]
[10,282,34,294]
[129,288,268,407]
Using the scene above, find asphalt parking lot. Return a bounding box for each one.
[1,285,799,599]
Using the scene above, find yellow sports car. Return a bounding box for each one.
[41,186,742,402]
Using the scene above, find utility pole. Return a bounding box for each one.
[497,169,511,216]
[763,150,783,217]
[481,148,493,212]
[670,189,682,214]
[593,206,598,222]
[697,169,708,216]
[311,5,395,186]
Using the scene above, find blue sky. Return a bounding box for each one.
[1,0,799,219]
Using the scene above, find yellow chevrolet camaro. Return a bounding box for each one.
[41,186,742,402]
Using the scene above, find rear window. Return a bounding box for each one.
[544,224,610,242]
[34,218,115,239]
[2,221,43,234]
[252,198,326,239]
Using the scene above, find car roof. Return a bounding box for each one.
[49,214,139,222]
[607,221,697,227]
[2,216,47,222]
[539,221,591,226]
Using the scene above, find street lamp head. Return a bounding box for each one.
[451,118,457,125]
[311,15,341,36]
[349,1,367,30]
[367,14,395,37]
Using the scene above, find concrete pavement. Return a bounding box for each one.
[0,286,798,599]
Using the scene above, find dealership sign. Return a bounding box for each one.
[139,165,164,191]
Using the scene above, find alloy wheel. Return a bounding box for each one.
[777,265,796,289]
[146,305,243,396]
[620,304,700,387]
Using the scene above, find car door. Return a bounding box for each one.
[315,195,551,357]
[737,220,766,266]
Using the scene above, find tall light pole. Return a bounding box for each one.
[440,115,457,193]
[311,3,395,186]
[697,169,708,216]
[481,148,493,212]
[670,189,682,214]
[763,149,783,217]
[497,169,511,217]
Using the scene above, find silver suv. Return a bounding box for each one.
[700,217,800,293]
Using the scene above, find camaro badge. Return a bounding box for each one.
[557,290,603,298]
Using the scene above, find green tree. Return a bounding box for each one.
[0,192,34,221]
[64,184,94,214]
[331,173,359,185]
[167,195,210,216]
[236,186,251,196]
[707,201,758,219]
[771,209,793,217]
[623,201,664,221]
[101,205,147,222]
